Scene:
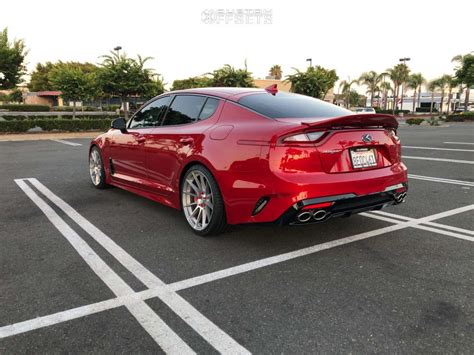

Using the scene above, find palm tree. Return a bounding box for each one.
[379,81,392,110]
[406,73,425,113]
[358,71,383,107]
[428,79,441,115]
[339,79,358,108]
[445,76,457,116]
[452,53,473,112]
[269,65,282,80]
[436,74,453,114]
[386,63,410,112]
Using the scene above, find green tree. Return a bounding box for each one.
[209,64,255,87]
[338,79,358,108]
[29,61,99,92]
[29,62,55,91]
[453,53,474,112]
[436,74,454,114]
[379,81,392,110]
[98,51,164,119]
[49,66,99,118]
[358,71,383,107]
[171,76,212,91]
[8,88,23,103]
[386,63,410,112]
[347,89,362,107]
[406,73,425,112]
[269,65,282,80]
[0,28,28,89]
[427,79,441,115]
[286,65,338,100]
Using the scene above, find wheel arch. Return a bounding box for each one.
[177,157,226,210]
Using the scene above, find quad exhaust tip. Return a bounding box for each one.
[296,209,328,223]
[296,211,313,223]
[394,192,407,204]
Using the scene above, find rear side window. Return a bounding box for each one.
[238,92,352,119]
[162,95,207,126]
[199,97,220,120]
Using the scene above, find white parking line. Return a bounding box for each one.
[50,139,82,146]
[369,210,474,236]
[1,188,472,341]
[403,156,474,164]
[444,142,474,145]
[25,178,250,355]
[11,180,195,354]
[404,146,474,152]
[408,174,474,187]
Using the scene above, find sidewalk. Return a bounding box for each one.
[0,131,101,142]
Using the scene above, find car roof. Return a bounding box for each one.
[168,87,269,101]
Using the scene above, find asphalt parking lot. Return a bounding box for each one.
[1,123,473,354]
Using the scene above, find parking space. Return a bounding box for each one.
[1,123,473,353]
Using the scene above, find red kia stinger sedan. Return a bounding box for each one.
[89,87,407,235]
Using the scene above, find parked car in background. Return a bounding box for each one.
[89,88,407,236]
[353,107,376,114]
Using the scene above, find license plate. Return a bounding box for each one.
[350,148,377,169]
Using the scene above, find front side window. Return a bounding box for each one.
[162,95,207,126]
[129,96,171,129]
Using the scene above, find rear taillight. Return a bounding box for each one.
[281,131,327,143]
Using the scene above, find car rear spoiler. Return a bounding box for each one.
[302,114,398,130]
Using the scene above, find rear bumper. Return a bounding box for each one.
[275,183,408,225]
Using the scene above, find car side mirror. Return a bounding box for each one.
[111,117,127,133]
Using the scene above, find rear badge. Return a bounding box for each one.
[362,134,373,143]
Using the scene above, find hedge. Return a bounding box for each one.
[416,107,438,113]
[446,112,474,122]
[52,105,121,112]
[406,118,424,125]
[0,104,50,112]
[52,106,98,112]
[0,119,113,133]
[375,109,410,114]
[1,115,116,121]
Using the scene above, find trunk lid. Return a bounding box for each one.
[277,114,400,174]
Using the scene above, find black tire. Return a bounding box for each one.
[89,146,107,189]
[181,165,227,236]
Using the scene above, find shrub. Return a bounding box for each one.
[0,104,50,112]
[52,106,97,112]
[375,109,410,114]
[101,104,121,111]
[406,118,424,125]
[446,113,474,122]
[416,107,438,113]
[0,114,116,121]
[0,119,113,132]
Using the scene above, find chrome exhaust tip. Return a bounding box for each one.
[297,211,313,223]
[313,209,327,221]
[394,192,407,204]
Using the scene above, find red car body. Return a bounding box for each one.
[90,88,407,227]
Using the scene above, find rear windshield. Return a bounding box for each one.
[238,92,352,119]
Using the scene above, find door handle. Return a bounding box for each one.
[136,135,146,143]
[179,137,194,145]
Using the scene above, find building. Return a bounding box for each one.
[253,79,335,102]
[24,91,63,107]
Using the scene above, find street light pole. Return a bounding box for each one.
[114,46,122,57]
[306,58,312,68]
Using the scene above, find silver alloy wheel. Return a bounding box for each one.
[182,170,214,231]
[89,149,102,186]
